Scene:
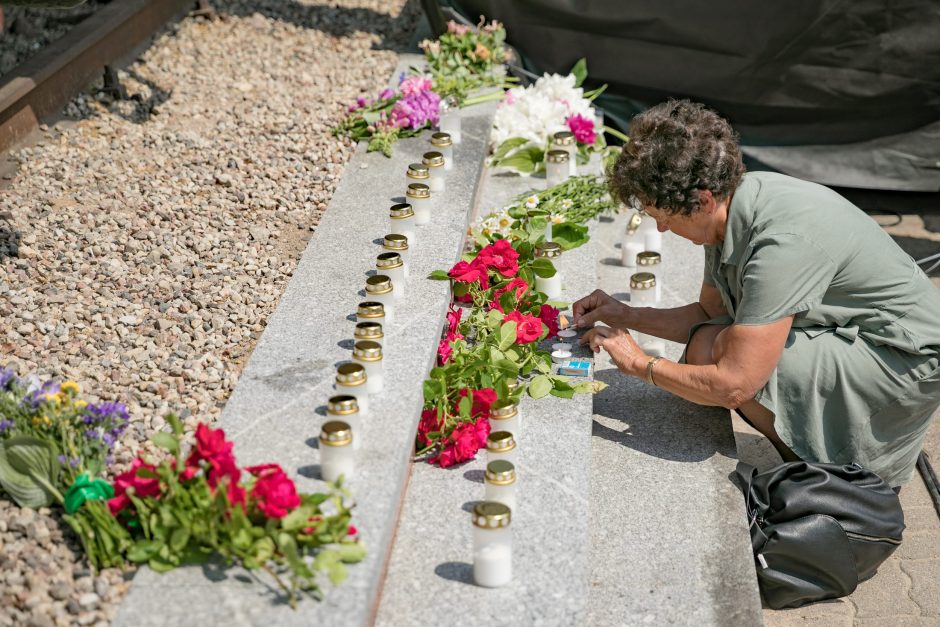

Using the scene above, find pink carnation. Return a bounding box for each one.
[567,114,597,145]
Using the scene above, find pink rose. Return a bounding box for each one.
[504,309,544,344]
[247,464,300,519]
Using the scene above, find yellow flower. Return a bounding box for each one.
[32,415,51,427]
[61,381,81,396]
[74,400,87,410]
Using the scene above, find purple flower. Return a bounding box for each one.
[0,368,17,391]
[23,379,60,409]
[0,419,14,435]
[84,401,130,425]
[378,88,395,101]
[389,91,441,129]
[399,76,433,97]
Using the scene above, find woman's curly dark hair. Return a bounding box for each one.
[608,99,745,216]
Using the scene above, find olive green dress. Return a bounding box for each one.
[700,172,940,487]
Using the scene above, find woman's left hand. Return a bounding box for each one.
[580,326,648,377]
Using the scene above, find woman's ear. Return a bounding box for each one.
[697,189,716,214]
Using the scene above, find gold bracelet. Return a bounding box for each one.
[646,356,663,386]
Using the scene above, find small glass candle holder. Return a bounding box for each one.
[422,151,445,192]
[406,183,432,226]
[438,95,461,143]
[319,420,354,482]
[534,242,562,300]
[334,363,369,415]
[354,321,383,348]
[620,211,644,268]
[486,430,517,466]
[405,163,429,193]
[388,203,416,246]
[489,400,521,439]
[365,274,395,324]
[472,501,512,588]
[376,252,405,300]
[383,233,409,279]
[630,272,657,308]
[484,460,517,512]
[552,130,577,176]
[352,340,383,394]
[639,212,663,253]
[356,301,385,327]
[637,251,663,303]
[545,149,570,187]
[327,395,360,451]
[430,132,454,171]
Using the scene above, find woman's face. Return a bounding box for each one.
[641,191,725,246]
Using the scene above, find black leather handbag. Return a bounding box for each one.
[736,461,905,609]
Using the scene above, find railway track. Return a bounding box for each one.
[0,0,200,155]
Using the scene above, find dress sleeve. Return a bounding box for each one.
[735,233,837,325]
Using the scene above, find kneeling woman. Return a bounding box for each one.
[574,100,940,487]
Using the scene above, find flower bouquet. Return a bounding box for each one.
[419,18,515,100]
[332,75,440,157]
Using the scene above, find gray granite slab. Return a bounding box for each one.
[375,170,597,626]
[113,55,498,627]
[587,212,763,626]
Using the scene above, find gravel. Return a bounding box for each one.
[0,0,417,624]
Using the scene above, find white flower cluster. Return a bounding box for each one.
[490,73,595,149]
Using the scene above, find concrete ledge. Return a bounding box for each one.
[113,55,498,627]
[375,169,597,625]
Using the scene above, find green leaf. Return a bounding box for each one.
[494,146,544,174]
[492,137,530,162]
[0,437,60,508]
[336,541,367,563]
[427,269,450,281]
[569,57,588,87]
[485,308,504,329]
[550,387,575,399]
[169,527,190,552]
[127,539,163,563]
[574,380,608,394]
[151,432,179,456]
[493,359,519,377]
[458,395,471,419]
[551,222,590,250]
[531,257,557,278]
[528,375,552,399]
[498,321,517,351]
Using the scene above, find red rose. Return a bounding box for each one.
[347,525,358,536]
[456,387,497,418]
[108,458,162,515]
[448,259,488,284]
[417,408,443,447]
[539,304,560,339]
[446,304,462,335]
[434,445,457,468]
[472,415,491,448]
[490,278,529,311]
[186,423,241,489]
[504,309,544,344]
[477,239,519,278]
[247,464,300,519]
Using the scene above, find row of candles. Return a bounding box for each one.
[312,110,537,589]
[620,211,666,356]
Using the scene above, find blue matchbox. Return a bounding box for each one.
[559,359,591,377]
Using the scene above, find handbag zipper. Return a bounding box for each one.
[844,530,902,545]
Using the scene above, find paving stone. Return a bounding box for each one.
[764,613,852,627]
[896,530,940,561]
[901,558,940,616]
[852,557,920,618]
[903,506,940,534]
[855,617,937,627]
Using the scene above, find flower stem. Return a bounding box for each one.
[603,125,630,144]
[461,90,506,108]
[261,563,296,609]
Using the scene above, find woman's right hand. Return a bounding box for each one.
[571,289,630,329]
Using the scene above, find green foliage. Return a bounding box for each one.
[420,19,515,100]
[0,436,61,508]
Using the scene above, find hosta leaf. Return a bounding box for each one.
[0,437,60,508]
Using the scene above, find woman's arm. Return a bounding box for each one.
[571,283,729,344]
[583,316,793,409]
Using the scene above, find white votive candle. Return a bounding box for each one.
[383,233,409,279]
[639,213,663,253]
[334,363,368,415]
[620,211,644,267]
[352,340,383,394]
[472,502,512,588]
[356,301,385,327]
[319,420,354,482]
[365,274,395,324]
[430,132,454,170]
[545,149,570,187]
[551,349,572,363]
[388,203,416,246]
[552,130,577,176]
[326,395,361,451]
[353,321,383,349]
[406,183,432,226]
[376,252,405,300]
[489,400,521,440]
[630,272,657,308]
[484,460,517,513]
[423,151,445,192]
[439,96,461,143]
[486,430,518,466]
[534,241,563,299]
[405,163,430,195]
[637,251,663,303]
[557,328,577,340]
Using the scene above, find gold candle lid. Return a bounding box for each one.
[422,151,444,168]
[546,149,570,163]
[357,301,385,318]
[486,430,516,452]
[376,252,403,269]
[319,420,352,447]
[406,183,431,199]
[535,241,562,258]
[490,399,518,419]
[327,395,358,416]
[353,340,382,361]
[485,460,516,485]
[384,233,408,250]
[472,501,512,528]
[389,203,415,219]
[626,210,643,235]
[637,251,662,266]
[630,272,656,290]
[430,132,452,147]
[366,274,393,295]
[506,378,521,392]
[552,130,575,146]
[335,362,367,386]
[354,321,383,340]
[406,163,429,179]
